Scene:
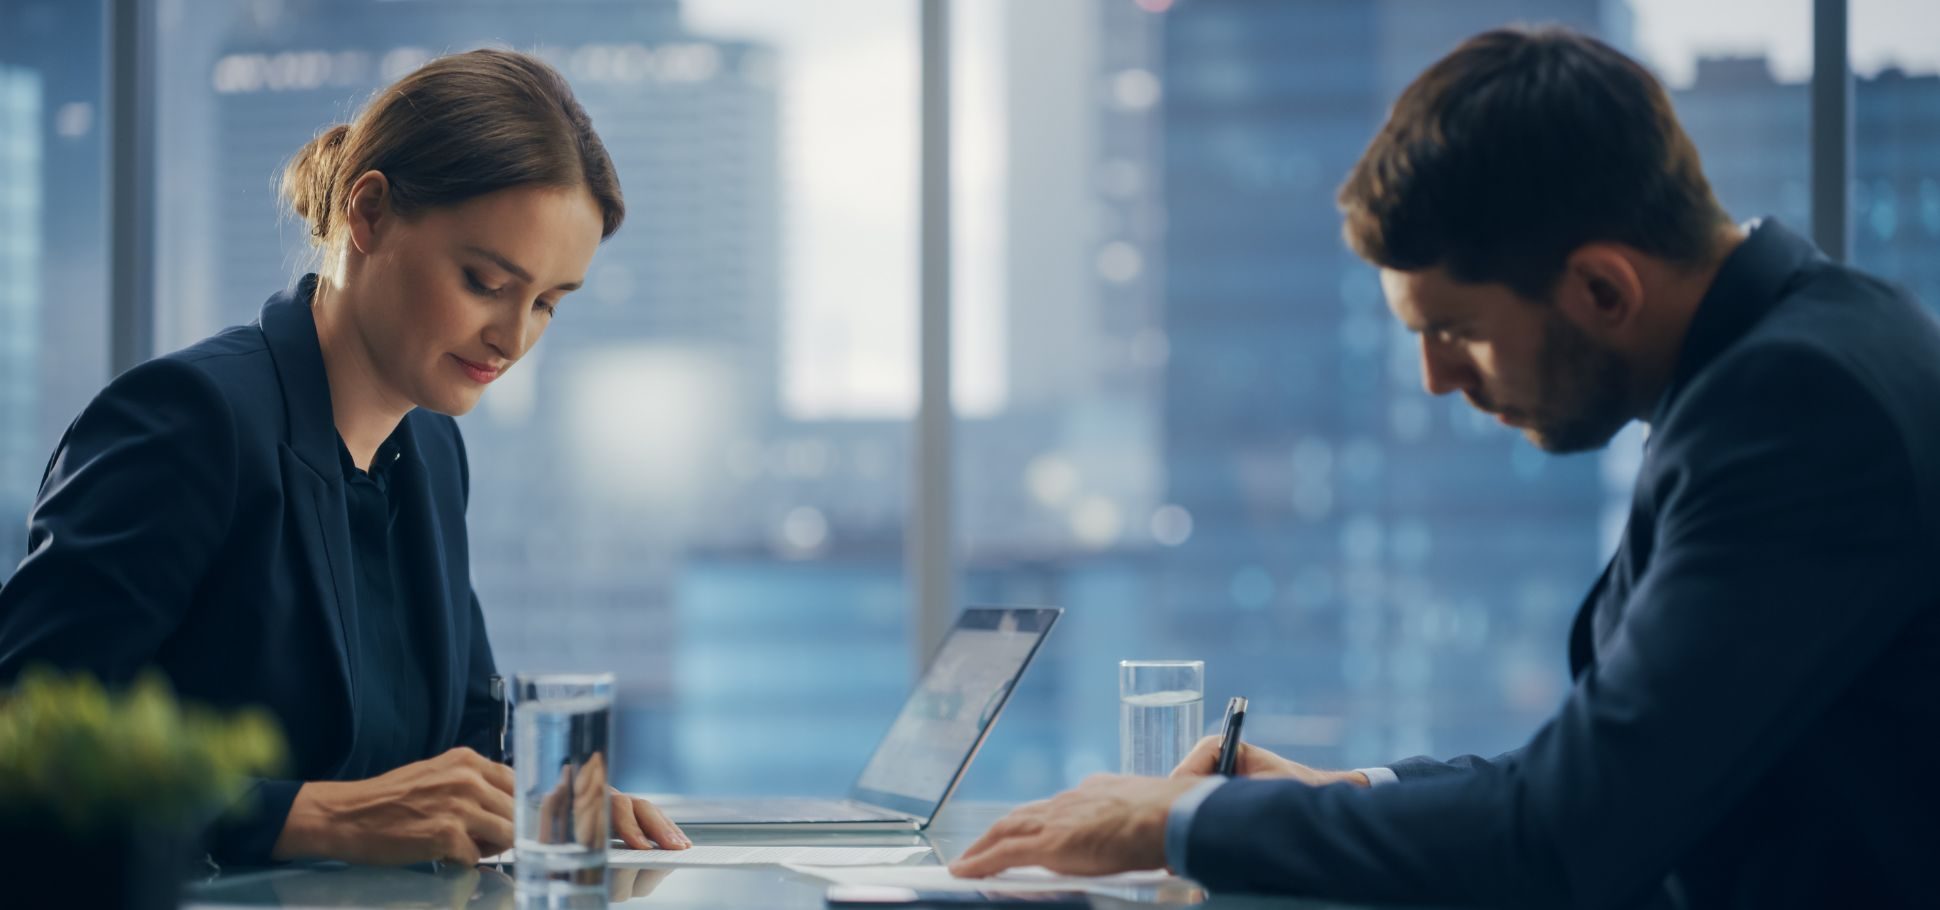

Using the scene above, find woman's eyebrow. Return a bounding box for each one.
[464,244,583,292]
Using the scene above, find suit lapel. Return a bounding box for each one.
[1569,550,1617,678]
[257,276,358,764]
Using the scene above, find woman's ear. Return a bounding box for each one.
[342,170,391,256]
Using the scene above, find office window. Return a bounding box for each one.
[0,1,109,583]
[1851,0,1940,311]
[151,0,916,795]
[950,0,1811,799]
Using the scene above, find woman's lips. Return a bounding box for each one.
[452,354,501,384]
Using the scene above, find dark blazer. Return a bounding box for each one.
[1182,220,1940,908]
[0,276,501,864]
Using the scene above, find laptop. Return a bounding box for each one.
[653,606,1062,831]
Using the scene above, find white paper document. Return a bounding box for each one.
[481,845,931,867]
[784,863,1183,893]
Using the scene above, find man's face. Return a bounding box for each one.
[1381,266,1634,453]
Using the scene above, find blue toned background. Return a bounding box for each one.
[2,0,1935,801]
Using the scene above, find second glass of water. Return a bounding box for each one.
[514,672,614,904]
[1119,660,1204,776]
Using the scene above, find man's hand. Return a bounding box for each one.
[948,774,1201,879]
[274,747,515,865]
[1171,735,1371,788]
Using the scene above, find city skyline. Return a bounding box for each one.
[2,0,1937,800]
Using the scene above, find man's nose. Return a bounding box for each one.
[1419,338,1473,397]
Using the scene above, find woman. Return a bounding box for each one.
[0,48,688,866]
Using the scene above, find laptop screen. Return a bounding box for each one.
[848,607,1061,822]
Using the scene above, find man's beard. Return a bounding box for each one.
[1520,312,1636,454]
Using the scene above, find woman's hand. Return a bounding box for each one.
[535,750,609,850]
[273,746,515,865]
[610,867,674,901]
[611,783,690,850]
[1169,735,1371,787]
[531,750,689,851]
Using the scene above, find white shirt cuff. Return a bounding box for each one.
[1354,766,1399,786]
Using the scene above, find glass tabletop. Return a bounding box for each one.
[181,802,1383,910]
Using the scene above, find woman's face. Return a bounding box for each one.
[342,180,604,417]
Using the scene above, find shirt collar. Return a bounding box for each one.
[1648,217,1823,426]
[338,432,405,482]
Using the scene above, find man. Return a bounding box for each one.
[950,27,1940,909]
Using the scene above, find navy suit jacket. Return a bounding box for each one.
[1182,221,1940,908]
[0,277,501,864]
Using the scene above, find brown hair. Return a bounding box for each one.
[281,48,623,245]
[1338,27,1729,300]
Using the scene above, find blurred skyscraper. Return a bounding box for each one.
[0,0,107,585]
[0,64,41,564]
[1675,56,1940,312]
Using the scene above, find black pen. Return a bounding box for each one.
[1213,696,1248,776]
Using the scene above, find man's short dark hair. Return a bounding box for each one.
[1338,27,1731,300]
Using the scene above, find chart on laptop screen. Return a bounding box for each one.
[852,614,1047,807]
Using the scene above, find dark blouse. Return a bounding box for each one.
[336,433,435,777]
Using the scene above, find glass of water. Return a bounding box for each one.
[514,673,614,904]
[1119,660,1204,776]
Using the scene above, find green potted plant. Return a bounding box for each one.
[0,668,285,910]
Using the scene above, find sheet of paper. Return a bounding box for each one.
[481,845,931,866]
[784,863,1182,893]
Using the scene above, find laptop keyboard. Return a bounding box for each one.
[661,797,907,823]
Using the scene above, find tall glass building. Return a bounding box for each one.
[1675,56,1940,313]
[0,0,107,588]
[0,63,42,562]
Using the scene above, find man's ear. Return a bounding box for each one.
[1556,243,1644,336]
[342,170,391,256]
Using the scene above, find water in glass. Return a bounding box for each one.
[1120,688,1205,776]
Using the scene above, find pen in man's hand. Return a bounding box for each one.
[1213,696,1247,776]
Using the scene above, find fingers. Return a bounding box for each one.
[537,787,566,843]
[1170,735,1225,779]
[608,867,640,902]
[439,820,483,866]
[950,808,1045,876]
[628,795,691,849]
[572,755,609,845]
[465,769,515,828]
[607,867,671,901]
[440,867,481,910]
[630,868,673,898]
[441,746,512,807]
[456,798,516,858]
[439,754,516,859]
[950,831,1046,879]
[575,805,602,849]
[578,752,608,791]
[611,792,654,849]
[1235,744,1300,779]
[481,759,515,795]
